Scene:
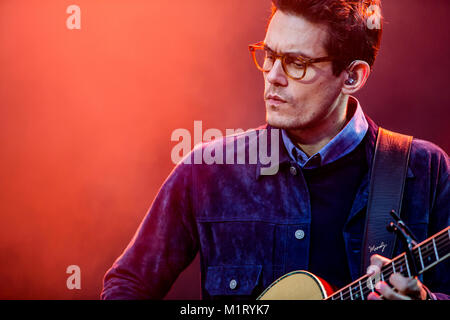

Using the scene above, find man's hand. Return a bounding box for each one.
[366,254,428,300]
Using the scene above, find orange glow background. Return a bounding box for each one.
[0,0,448,299]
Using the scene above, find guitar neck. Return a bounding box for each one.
[327,226,450,300]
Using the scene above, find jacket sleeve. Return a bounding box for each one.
[424,146,450,300]
[100,159,199,299]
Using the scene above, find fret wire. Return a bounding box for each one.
[432,238,439,260]
[368,276,375,293]
[417,245,425,270]
[331,229,450,301]
[376,256,405,283]
[418,244,446,262]
[419,253,450,274]
[423,246,450,270]
[385,264,410,279]
[380,270,395,282]
[430,236,449,252]
[383,259,407,277]
[424,243,434,256]
[343,289,352,301]
[434,237,447,247]
[435,238,450,250]
[419,241,450,262]
[391,256,406,275]
[363,261,403,298]
[364,285,376,299]
[425,235,449,250]
[396,255,405,275]
[329,230,450,302]
[335,228,450,301]
[359,280,364,300]
[338,282,364,301]
[413,231,450,259]
[419,243,433,267]
[427,241,450,253]
[363,245,444,294]
[390,232,449,277]
[354,261,408,300]
[340,277,373,300]
[362,284,374,300]
[384,243,450,279]
[404,253,411,277]
[385,253,419,277]
[361,280,379,300]
[422,237,450,251]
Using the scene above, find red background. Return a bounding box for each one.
[0,0,448,299]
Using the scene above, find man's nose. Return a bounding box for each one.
[266,59,288,87]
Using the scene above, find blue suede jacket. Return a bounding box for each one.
[101,116,449,300]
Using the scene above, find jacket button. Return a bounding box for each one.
[289,166,298,176]
[295,229,305,240]
[229,279,238,290]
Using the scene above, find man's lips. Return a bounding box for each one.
[266,94,287,105]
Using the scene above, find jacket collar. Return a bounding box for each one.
[256,115,415,179]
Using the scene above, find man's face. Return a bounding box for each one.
[264,10,345,130]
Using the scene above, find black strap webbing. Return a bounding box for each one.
[361,127,413,274]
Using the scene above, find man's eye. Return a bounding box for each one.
[287,58,305,69]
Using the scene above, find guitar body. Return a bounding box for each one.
[257,270,335,300]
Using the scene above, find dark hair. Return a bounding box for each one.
[270,0,383,76]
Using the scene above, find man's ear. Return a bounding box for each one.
[341,60,371,95]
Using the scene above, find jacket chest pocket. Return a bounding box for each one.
[205,265,263,297]
[197,220,276,264]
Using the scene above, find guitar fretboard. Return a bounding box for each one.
[327,226,450,300]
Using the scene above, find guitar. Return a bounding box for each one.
[257,226,450,300]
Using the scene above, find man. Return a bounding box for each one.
[101,0,449,300]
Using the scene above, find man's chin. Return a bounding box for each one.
[267,113,300,130]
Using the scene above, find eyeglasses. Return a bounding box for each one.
[248,41,333,80]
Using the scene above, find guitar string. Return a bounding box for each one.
[419,240,450,263]
[410,238,449,271]
[356,242,450,300]
[330,234,450,300]
[333,254,421,300]
[331,256,414,300]
[380,243,449,284]
[350,242,450,300]
[329,231,450,300]
[417,235,449,259]
[408,235,449,268]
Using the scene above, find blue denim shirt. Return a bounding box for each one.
[101,114,450,300]
[282,96,368,169]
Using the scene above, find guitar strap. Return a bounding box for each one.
[361,127,413,275]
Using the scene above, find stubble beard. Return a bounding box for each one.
[265,102,316,130]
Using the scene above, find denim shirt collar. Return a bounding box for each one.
[256,100,414,179]
[281,96,368,169]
